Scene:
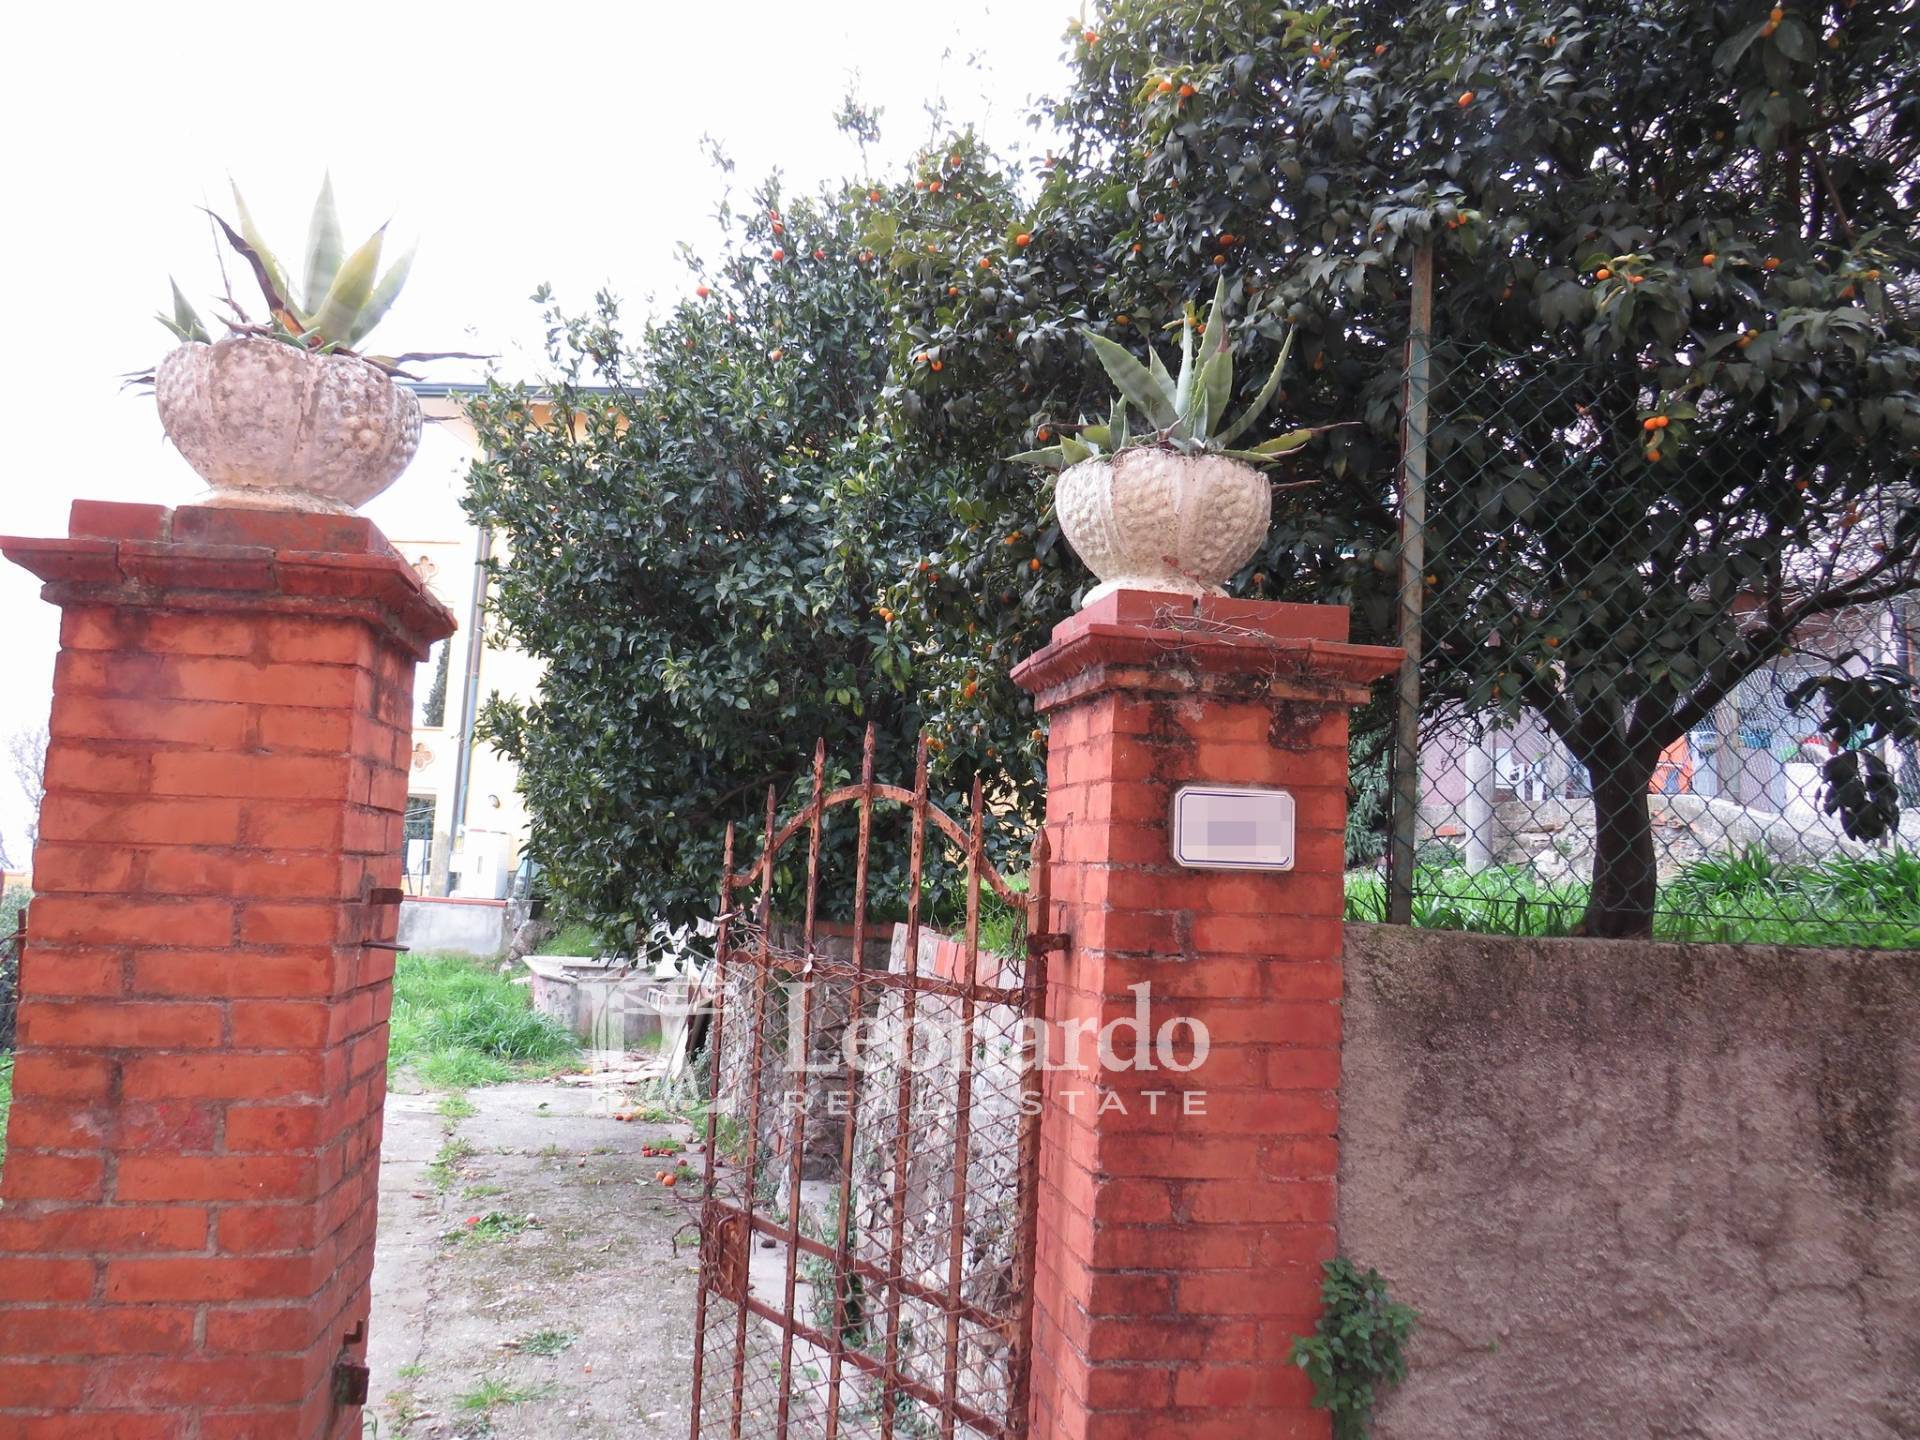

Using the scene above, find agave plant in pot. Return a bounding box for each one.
[1012,278,1321,605]
[151,178,476,515]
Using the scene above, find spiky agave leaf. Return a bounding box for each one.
[1085,331,1179,429]
[346,242,415,348]
[1221,427,1316,465]
[306,226,384,348]
[1173,305,1197,415]
[1005,434,1096,470]
[158,278,211,344]
[1216,327,1296,448]
[229,183,302,326]
[302,174,345,316]
[204,210,306,334]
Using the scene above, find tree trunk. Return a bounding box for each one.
[1582,764,1659,937]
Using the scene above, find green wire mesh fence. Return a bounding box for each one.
[1374,329,1920,945]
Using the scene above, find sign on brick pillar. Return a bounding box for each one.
[0,501,456,1440]
[1011,591,1399,1440]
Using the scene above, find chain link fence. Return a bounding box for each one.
[1368,287,1920,945]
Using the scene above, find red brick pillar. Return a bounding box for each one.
[1011,591,1399,1440]
[0,502,455,1440]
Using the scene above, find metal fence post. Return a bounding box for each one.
[1387,246,1434,925]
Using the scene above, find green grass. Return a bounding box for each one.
[455,1377,551,1411]
[0,1053,13,1173]
[436,1092,477,1122]
[1346,847,1920,946]
[389,951,579,1089]
[515,1328,576,1357]
[427,1136,476,1192]
[541,922,608,957]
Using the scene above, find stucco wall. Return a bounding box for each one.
[1340,925,1920,1439]
[398,895,509,957]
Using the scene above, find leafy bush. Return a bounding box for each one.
[1289,1258,1417,1440]
[389,952,579,1089]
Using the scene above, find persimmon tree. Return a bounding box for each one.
[870,0,1920,936]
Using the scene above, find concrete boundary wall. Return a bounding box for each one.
[1341,924,1920,1440]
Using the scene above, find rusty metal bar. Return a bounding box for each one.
[729,1288,1014,1438]
[738,783,1024,907]
[823,724,877,1440]
[1005,828,1053,1437]
[938,777,988,1438]
[879,738,931,1440]
[689,821,736,1440]
[774,741,828,1440]
[727,787,780,1440]
[716,1203,1009,1338]
[1388,243,1434,925]
[721,951,1026,1009]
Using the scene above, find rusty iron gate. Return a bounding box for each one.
[691,729,1054,1440]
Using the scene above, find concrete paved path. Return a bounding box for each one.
[367,1079,701,1438]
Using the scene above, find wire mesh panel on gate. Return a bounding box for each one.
[691,731,1048,1440]
[1379,339,1920,945]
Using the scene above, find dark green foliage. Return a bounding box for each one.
[464,165,1012,931]
[467,0,1919,939]
[422,641,451,730]
[866,0,1919,936]
[1289,1258,1417,1439]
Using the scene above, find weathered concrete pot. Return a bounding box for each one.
[155,336,422,514]
[1054,448,1272,606]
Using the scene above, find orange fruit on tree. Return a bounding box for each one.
[1646,448,1662,462]
[772,221,783,234]
[1458,91,1474,106]
[1029,558,1041,572]
[768,348,783,361]
[948,286,959,296]
[949,153,962,168]
[1764,256,1781,270]
[1159,79,1174,93]
[1375,42,1387,54]
[1654,415,1670,429]
[1179,83,1195,97]
[1701,252,1716,265]
[1037,427,1051,442]
[1131,242,1143,253]
[869,189,882,203]
[929,180,942,193]
[1016,232,1033,247]
[931,359,944,372]
[696,285,710,298]
[1084,28,1098,43]
[1627,273,1644,285]
[1642,416,1660,431]
[771,247,785,262]
[963,679,979,699]
[1153,211,1166,222]
[1594,266,1612,280]
[1213,254,1227,265]
[979,256,992,268]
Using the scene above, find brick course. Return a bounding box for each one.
[0,503,454,1439]
[1011,591,1398,1440]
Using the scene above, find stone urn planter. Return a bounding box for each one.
[154,335,422,514]
[1054,447,1272,604]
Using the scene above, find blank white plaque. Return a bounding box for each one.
[1171,786,1296,870]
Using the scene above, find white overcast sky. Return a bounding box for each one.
[0,0,1077,859]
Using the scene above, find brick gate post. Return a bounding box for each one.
[1011,591,1399,1440]
[0,501,455,1439]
